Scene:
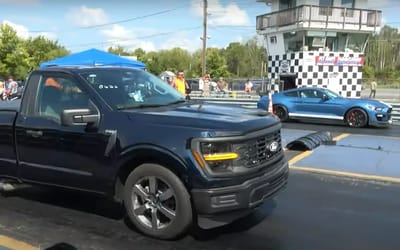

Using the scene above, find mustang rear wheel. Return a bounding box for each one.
[124,163,192,240]
[274,105,288,122]
[345,108,368,128]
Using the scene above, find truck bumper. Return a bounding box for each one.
[191,158,288,219]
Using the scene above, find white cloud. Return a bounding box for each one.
[190,0,250,26]
[66,5,109,27]
[2,20,30,39]
[160,32,202,52]
[100,24,156,52]
[1,20,57,40]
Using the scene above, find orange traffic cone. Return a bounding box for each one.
[268,92,273,113]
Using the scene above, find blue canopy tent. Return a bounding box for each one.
[40,48,146,69]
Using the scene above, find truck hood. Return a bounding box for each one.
[125,102,280,134]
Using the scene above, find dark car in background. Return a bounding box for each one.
[186,78,199,91]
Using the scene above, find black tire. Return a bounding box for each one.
[274,105,289,122]
[123,163,192,240]
[345,108,368,128]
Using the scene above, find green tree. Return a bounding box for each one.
[0,24,27,79]
[240,37,267,78]
[24,36,69,70]
[0,24,69,79]
[205,47,229,79]
[189,49,202,78]
[107,46,130,56]
[133,48,146,62]
[143,51,162,75]
[157,47,191,75]
[365,25,400,84]
[223,42,245,77]
[362,65,375,80]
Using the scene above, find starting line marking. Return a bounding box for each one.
[0,235,37,250]
[287,133,400,184]
[290,166,400,184]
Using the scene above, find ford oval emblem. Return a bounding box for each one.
[269,141,279,152]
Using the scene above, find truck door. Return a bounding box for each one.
[15,72,111,193]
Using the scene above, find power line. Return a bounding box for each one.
[80,8,184,29]
[28,4,199,33]
[66,26,202,48]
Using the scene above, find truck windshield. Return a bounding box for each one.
[79,68,185,110]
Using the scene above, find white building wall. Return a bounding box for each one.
[269,1,279,12]
[266,33,286,56]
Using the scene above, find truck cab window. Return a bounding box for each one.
[37,76,90,123]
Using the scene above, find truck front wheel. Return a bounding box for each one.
[123,163,192,240]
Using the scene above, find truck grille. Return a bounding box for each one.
[233,131,282,168]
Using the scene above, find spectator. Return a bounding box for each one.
[369,80,377,98]
[0,78,5,100]
[202,73,210,97]
[172,70,190,98]
[166,76,174,87]
[198,76,204,96]
[245,79,253,94]
[216,77,227,95]
[6,76,19,100]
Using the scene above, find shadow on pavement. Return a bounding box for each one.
[2,184,281,247]
[190,199,277,241]
[1,185,125,220]
[45,242,78,250]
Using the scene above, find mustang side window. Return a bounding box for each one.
[300,90,321,99]
[37,76,90,123]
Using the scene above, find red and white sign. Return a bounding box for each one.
[315,56,364,66]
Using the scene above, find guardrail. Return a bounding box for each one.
[191,96,400,125]
[391,103,400,125]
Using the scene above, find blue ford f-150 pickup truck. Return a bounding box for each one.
[0,66,288,239]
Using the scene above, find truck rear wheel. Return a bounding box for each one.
[123,163,192,240]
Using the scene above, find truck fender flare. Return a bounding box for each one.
[112,144,191,201]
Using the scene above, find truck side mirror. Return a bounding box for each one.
[61,109,100,127]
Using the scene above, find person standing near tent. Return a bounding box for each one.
[172,70,189,96]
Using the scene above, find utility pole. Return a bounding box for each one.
[201,0,208,76]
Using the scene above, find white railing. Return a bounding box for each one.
[256,5,381,32]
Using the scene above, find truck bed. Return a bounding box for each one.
[0,100,20,112]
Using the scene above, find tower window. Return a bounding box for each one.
[319,0,333,16]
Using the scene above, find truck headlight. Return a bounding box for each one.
[192,142,238,175]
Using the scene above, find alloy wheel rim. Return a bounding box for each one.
[348,110,365,127]
[131,176,177,230]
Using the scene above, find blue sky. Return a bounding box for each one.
[0,0,398,53]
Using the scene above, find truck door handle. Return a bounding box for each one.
[26,130,43,138]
